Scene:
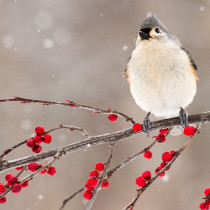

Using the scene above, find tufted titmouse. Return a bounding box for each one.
[125,15,198,133]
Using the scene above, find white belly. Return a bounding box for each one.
[127,40,197,118]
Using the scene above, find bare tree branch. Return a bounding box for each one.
[0,124,89,159]
[123,123,203,210]
[86,143,115,210]
[1,111,209,174]
[0,97,135,124]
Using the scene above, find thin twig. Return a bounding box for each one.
[0,97,135,124]
[20,149,64,184]
[123,123,203,210]
[86,143,115,210]
[107,138,156,178]
[59,187,85,210]
[59,138,156,210]
[0,165,27,199]
[0,124,89,159]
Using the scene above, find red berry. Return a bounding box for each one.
[35,126,45,135]
[15,166,24,170]
[39,168,47,174]
[5,173,13,182]
[11,183,21,193]
[136,176,146,187]
[47,167,56,176]
[204,188,210,196]
[0,197,6,204]
[184,126,196,136]
[89,170,99,178]
[108,114,118,122]
[169,150,176,157]
[6,174,18,185]
[142,171,151,181]
[43,134,52,144]
[21,181,29,188]
[155,167,165,177]
[87,178,98,187]
[144,150,152,159]
[156,134,166,143]
[33,135,42,144]
[160,162,168,170]
[28,162,40,172]
[0,183,6,194]
[32,144,42,153]
[26,139,36,148]
[132,123,142,132]
[101,180,109,188]
[85,183,94,191]
[199,202,209,210]
[162,152,173,162]
[95,162,104,171]
[83,190,93,200]
[159,128,169,135]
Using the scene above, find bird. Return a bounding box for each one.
[124,15,198,134]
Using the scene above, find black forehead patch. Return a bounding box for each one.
[140,15,170,34]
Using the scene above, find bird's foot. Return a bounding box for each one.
[143,112,151,137]
[179,107,188,127]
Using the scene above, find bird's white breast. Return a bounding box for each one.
[127,39,197,118]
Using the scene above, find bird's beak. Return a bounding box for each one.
[139,30,150,40]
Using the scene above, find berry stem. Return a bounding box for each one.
[123,123,203,210]
[86,143,115,210]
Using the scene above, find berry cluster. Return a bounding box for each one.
[200,188,210,210]
[156,128,169,143]
[136,170,151,187]
[0,173,29,204]
[26,126,52,153]
[27,162,56,175]
[83,162,109,200]
[0,162,56,204]
[136,149,177,188]
[155,150,176,177]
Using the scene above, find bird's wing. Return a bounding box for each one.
[181,46,197,71]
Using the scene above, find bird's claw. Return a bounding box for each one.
[179,107,188,127]
[143,112,151,137]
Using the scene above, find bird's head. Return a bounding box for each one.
[138,15,175,43]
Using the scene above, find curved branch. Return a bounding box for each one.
[0,111,209,173]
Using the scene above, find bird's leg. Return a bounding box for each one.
[179,107,188,127]
[143,112,151,136]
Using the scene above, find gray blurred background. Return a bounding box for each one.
[0,0,209,209]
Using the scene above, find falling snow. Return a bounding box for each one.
[42,38,54,49]
[122,45,128,51]
[38,194,44,200]
[162,174,169,182]
[200,6,205,11]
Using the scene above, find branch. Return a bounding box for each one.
[0,97,135,124]
[0,111,209,173]
[58,138,156,210]
[59,187,85,210]
[86,143,115,210]
[0,124,89,159]
[123,123,203,210]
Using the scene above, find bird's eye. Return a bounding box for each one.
[155,28,160,33]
